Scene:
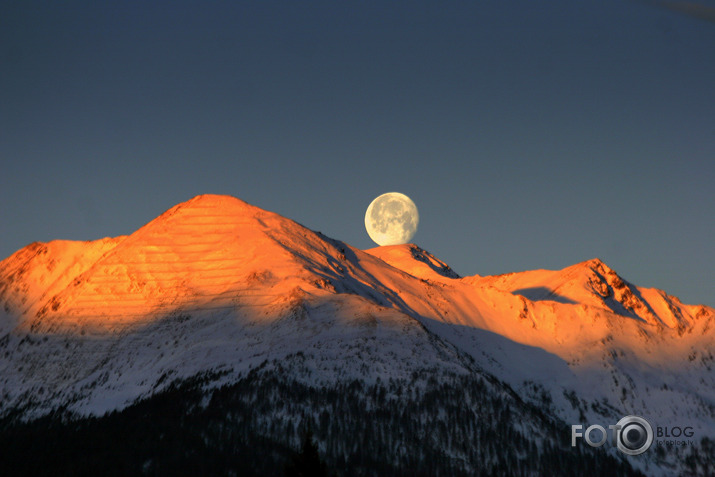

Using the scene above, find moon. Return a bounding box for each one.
[365,192,419,246]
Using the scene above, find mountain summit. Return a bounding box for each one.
[3,194,360,334]
[1,195,712,476]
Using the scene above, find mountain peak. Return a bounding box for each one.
[178,193,252,209]
[576,257,618,276]
[465,257,704,330]
[364,244,459,280]
[5,195,329,334]
[150,194,261,224]
[581,257,607,269]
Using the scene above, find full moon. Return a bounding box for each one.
[365,192,419,246]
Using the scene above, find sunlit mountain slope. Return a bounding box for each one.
[0,194,712,475]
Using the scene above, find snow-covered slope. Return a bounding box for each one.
[366,246,715,471]
[0,194,712,475]
[0,194,473,414]
[365,244,460,281]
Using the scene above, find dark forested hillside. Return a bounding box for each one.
[0,357,643,477]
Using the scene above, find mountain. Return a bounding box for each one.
[0,194,712,476]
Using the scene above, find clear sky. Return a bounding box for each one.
[2,1,713,306]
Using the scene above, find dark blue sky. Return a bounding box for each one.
[2,1,713,306]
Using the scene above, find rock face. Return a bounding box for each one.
[0,194,713,476]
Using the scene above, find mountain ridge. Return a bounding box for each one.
[0,194,712,476]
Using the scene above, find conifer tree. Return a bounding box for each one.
[284,430,329,477]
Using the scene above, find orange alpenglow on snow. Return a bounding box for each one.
[1,194,711,351]
[0,194,713,443]
[2,195,344,334]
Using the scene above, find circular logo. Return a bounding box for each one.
[615,415,653,455]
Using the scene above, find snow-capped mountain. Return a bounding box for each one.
[1,194,712,476]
